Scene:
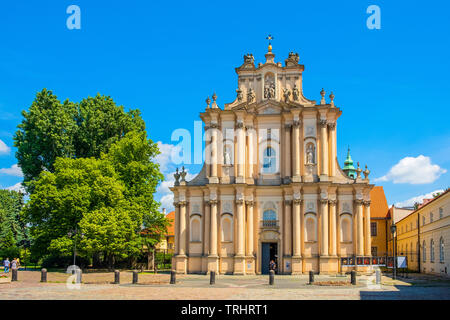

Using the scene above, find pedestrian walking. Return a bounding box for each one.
[3,258,10,273]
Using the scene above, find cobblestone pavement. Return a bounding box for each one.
[1,271,449,300]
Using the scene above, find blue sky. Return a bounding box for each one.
[0,1,449,211]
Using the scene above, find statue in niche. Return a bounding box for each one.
[292,84,299,101]
[283,88,291,102]
[306,144,315,164]
[224,147,232,165]
[247,88,255,103]
[264,74,275,99]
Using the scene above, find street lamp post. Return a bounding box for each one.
[68,227,84,267]
[390,224,397,280]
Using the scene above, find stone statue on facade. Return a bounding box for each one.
[283,88,291,102]
[174,168,180,186]
[306,144,315,164]
[224,147,232,165]
[247,88,255,103]
[236,88,243,102]
[292,84,299,101]
[243,53,254,64]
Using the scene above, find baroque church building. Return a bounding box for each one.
[171,44,374,275]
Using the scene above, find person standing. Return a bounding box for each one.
[3,258,10,273]
[11,258,18,270]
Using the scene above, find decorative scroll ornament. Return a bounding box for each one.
[363,201,371,207]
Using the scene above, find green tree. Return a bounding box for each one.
[0,190,27,256]
[14,90,145,193]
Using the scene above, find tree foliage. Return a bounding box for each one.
[0,190,27,257]
[14,89,145,192]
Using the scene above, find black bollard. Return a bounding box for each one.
[170,271,176,284]
[41,268,47,282]
[12,268,18,281]
[114,270,120,284]
[309,270,314,284]
[269,270,274,285]
[210,271,215,285]
[376,270,381,284]
[132,270,138,284]
[351,270,356,285]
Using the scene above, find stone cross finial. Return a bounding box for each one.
[320,88,326,105]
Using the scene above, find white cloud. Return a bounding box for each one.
[374,155,446,184]
[0,139,10,155]
[155,142,182,172]
[395,189,445,208]
[5,182,26,194]
[0,164,23,177]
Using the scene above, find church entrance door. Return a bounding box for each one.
[261,242,278,274]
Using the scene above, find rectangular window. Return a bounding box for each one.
[371,222,377,236]
[439,208,443,219]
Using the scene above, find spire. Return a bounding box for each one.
[343,147,357,179]
[264,34,275,64]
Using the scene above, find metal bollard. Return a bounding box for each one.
[170,271,176,284]
[12,268,18,281]
[309,270,314,284]
[376,270,381,284]
[41,268,47,282]
[351,270,357,285]
[132,270,138,284]
[210,271,215,285]
[269,270,274,285]
[114,270,120,284]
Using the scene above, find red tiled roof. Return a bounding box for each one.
[370,186,389,218]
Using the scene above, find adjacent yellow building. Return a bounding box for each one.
[388,189,449,276]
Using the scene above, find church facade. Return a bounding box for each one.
[171,44,374,275]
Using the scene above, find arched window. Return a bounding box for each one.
[221,215,233,242]
[190,215,202,242]
[263,209,277,227]
[430,212,433,223]
[423,241,426,262]
[340,214,352,242]
[440,237,445,263]
[262,147,276,173]
[430,239,435,262]
[305,214,317,242]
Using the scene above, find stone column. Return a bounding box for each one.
[246,201,254,256]
[284,124,291,181]
[203,201,211,255]
[247,126,254,181]
[328,122,336,177]
[179,201,187,256]
[211,125,218,179]
[293,199,302,257]
[364,201,371,256]
[292,121,300,180]
[236,122,245,183]
[236,199,245,256]
[320,199,329,256]
[174,202,180,255]
[205,126,211,177]
[329,200,337,256]
[356,200,364,256]
[209,200,218,256]
[319,119,328,178]
[284,200,292,256]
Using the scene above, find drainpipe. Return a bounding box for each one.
[417,213,421,273]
